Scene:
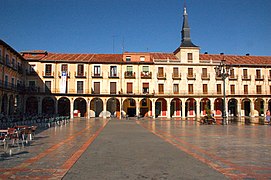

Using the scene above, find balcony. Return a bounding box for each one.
[124,71,136,79]
[255,75,264,81]
[229,75,238,81]
[187,73,196,80]
[58,71,70,78]
[215,75,223,80]
[141,71,152,79]
[172,73,182,80]
[201,74,210,80]
[242,75,251,81]
[92,72,103,78]
[42,71,54,78]
[157,73,166,80]
[75,71,87,78]
[108,72,119,78]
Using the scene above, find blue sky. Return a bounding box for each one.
[1,0,271,55]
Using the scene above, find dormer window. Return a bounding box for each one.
[126,56,131,62]
[140,56,145,61]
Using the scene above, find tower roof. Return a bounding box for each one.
[180,6,198,48]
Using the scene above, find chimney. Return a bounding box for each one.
[246,53,250,56]
[220,53,224,55]
[204,52,208,54]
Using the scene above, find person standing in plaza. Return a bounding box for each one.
[266,110,270,124]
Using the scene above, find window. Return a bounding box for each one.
[4,75,8,88]
[6,54,10,66]
[11,78,14,88]
[77,81,83,93]
[127,82,133,93]
[230,69,235,78]
[243,69,248,78]
[12,58,16,68]
[256,69,261,79]
[94,65,101,76]
[110,82,117,94]
[45,64,52,76]
[256,85,261,94]
[188,53,193,61]
[188,84,193,94]
[45,81,51,93]
[244,85,248,94]
[203,84,208,94]
[230,85,235,94]
[61,64,68,72]
[94,82,100,94]
[143,66,149,72]
[77,64,84,76]
[126,56,131,62]
[158,67,164,77]
[202,68,207,77]
[126,66,133,76]
[140,56,145,61]
[110,66,117,77]
[143,83,149,94]
[158,84,164,94]
[173,67,179,77]
[217,84,221,94]
[173,84,179,94]
[188,68,193,77]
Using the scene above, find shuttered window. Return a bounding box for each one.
[45,64,52,76]
[77,81,83,94]
[127,82,133,93]
[256,85,261,94]
[243,69,248,78]
[61,64,68,72]
[256,69,261,78]
[202,68,207,77]
[230,85,235,94]
[203,84,208,94]
[217,84,221,94]
[244,85,248,94]
[173,67,178,76]
[77,64,84,76]
[173,84,179,94]
[158,67,164,77]
[188,68,193,77]
[110,82,116,94]
[94,82,100,94]
[188,84,193,94]
[158,84,164,94]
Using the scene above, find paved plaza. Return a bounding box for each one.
[0,118,271,179]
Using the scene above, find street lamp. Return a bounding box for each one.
[215,59,232,125]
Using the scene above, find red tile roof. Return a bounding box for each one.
[150,53,178,60]
[200,54,271,65]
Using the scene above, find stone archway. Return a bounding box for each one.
[214,98,223,116]
[200,98,210,116]
[228,98,238,117]
[42,97,55,115]
[26,96,38,114]
[185,98,196,117]
[139,98,152,117]
[254,98,264,116]
[170,98,182,117]
[242,98,251,117]
[58,97,70,116]
[74,98,87,117]
[107,98,120,117]
[155,98,167,118]
[123,98,136,117]
[90,98,103,117]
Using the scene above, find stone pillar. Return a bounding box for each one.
[87,98,91,118]
[103,99,107,119]
[167,98,171,119]
[250,99,255,117]
[70,98,74,118]
[237,99,242,117]
[152,99,155,118]
[210,98,214,114]
[119,98,122,119]
[196,98,200,118]
[136,99,140,117]
[225,98,228,117]
[182,98,186,119]
[264,99,268,115]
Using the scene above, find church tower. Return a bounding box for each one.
[174,4,200,63]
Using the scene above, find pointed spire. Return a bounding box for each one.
[180,3,197,48]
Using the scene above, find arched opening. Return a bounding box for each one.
[242,99,251,117]
[26,96,38,115]
[170,98,182,117]
[123,98,136,117]
[42,97,55,115]
[214,98,223,116]
[185,98,196,117]
[228,98,238,117]
[74,98,87,117]
[139,98,152,117]
[200,98,210,116]
[155,98,167,118]
[58,97,70,116]
[254,98,264,116]
[107,98,120,117]
[90,98,103,117]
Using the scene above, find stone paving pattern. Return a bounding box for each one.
[0,118,271,179]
